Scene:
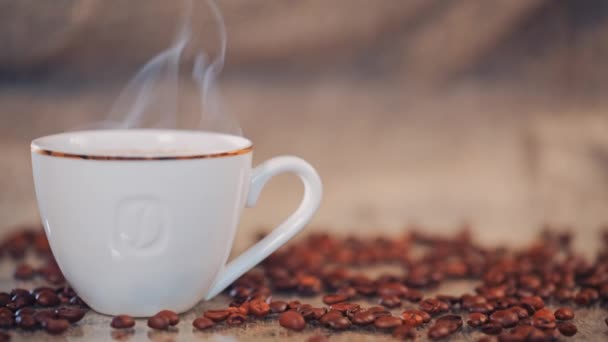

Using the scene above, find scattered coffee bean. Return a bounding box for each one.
[226,313,247,325]
[36,290,60,307]
[193,317,214,330]
[204,310,230,322]
[0,293,10,307]
[419,298,449,315]
[480,322,502,335]
[322,294,348,305]
[532,308,556,330]
[557,321,578,336]
[45,318,69,334]
[14,307,35,316]
[519,296,544,311]
[269,301,288,313]
[352,310,375,326]
[111,315,135,329]
[147,315,169,330]
[509,306,529,319]
[279,310,305,331]
[379,295,401,308]
[155,310,179,326]
[555,307,574,321]
[374,315,402,329]
[489,309,519,328]
[54,306,85,323]
[34,310,55,325]
[249,299,270,317]
[393,325,416,340]
[15,314,37,330]
[14,264,35,280]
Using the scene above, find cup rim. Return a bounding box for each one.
[31,129,253,161]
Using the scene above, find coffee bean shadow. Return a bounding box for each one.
[110,328,135,341]
[147,328,179,342]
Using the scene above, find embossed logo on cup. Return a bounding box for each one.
[113,197,169,255]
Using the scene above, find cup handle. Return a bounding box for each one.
[205,156,322,299]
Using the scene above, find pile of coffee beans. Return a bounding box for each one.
[0,225,607,341]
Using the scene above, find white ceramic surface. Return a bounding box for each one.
[31,129,322,317]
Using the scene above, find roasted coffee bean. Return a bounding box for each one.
[519,296,544,311]
[15,307,35,316]
[204,310,230,322]
[401,310,425,327]
[155,310,179,326]
[354,284,376,296]
[14,264,35,280]
[35,290,60,307]
[330,302,359,313]
[193,317,214,330]
[297,275,322,295]
[249,300,271,317]
[419,298,448,315]
[379,295,401,308]
[319,310,343,325]
[269,301,288,313]
[480,322,502,335]
[325,315,351,330]
[377,283,408,297]
[468,302,494,314]
[279,310,305,331]
[374,315,402,329]
[54,306,86,323]
[532,308,556,329]
[403,289,423,302]
[428,321,460,340]
[226,313,247,326]
[45,318,70,334]
[299,306,324,321]
[274,278,298,291]
[575,288,599,305]
[34,310,55,325]
[436,314,463,328]
[111,315,135,329]
[0,315,13,329]
[147,315,169,330]
[69,296,87,307]
[352,310,375,326]
[500,325,534,341]
[554,307,574,320]
[0,293,11,306]
[557,321,577,336]
[555,288,575,302]
[0,308,12,319]
[489,309,519,328]
[393,325,416,340]
[15,314,37,330]
[321,294,347,305]
[288,300,302,310]
[336,286,357,298]
[509,306,529,319]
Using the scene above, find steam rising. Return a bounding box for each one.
[100,0,241,136]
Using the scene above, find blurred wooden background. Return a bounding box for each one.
[1,0,608,247]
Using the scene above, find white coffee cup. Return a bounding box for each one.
[31,129,322,317]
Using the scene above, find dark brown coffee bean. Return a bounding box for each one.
[403,289,423,302]
[468,302,494,314]
[393,325,416,340]
[481,322,502,335]
[336,286,357,298]
[428,321,460,339]
[226,313,247,325]
[319,310,343,325]
[322,294,348,305]
[269,301,288,313]
[0,315,13,329]
[249,300,270,317]
[378,282,408,297]
[204,310,230,322]
[436,314,463,328]
[419,298,448,315]
[325,315,351,330]
[354,284,376,296]
[192,317,214,330]
[54,306,85,323]
[330,302,359,313]
[45,318,69,334]
[36,291,60,307]
[509,306,529,319]
[34,310,55,325]
[297,275,322,295]
[274,277,298,290]
[15,314,37,330]
[155,310,179,326]
[374,315,402,329]
[575,288,599,305]
[554,307,574,320]
[352,310,375,326]
[301,307,326,321]
[69,296,88,307]
[532,308,556,330]
[0,308,12,319]
[0,293,10,306]
[15,307,35,316]
[557,322,577,336]
[379,295,401,308]
[519,296,544,311]
[401,310,425,327]
[500,325,534,341]
[555,288,575,302]
[288,300,302,310]
[14,264,35,280]
[490,309,519,328]
[147,315,169,330]
[111,315,135,329]
[279,310,305,331]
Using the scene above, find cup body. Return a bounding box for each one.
[31,130,252,316]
